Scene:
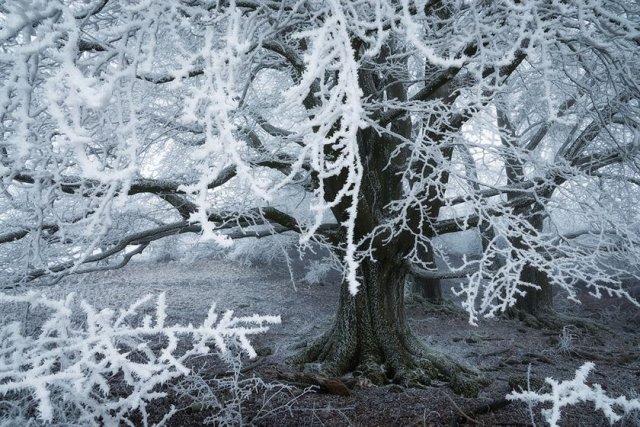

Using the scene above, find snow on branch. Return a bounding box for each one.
[507,363,640,427]
[280,0,367,295]
[0,292,280,426]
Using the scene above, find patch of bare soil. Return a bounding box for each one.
[14,258,640,426]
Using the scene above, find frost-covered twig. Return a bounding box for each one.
[173,355,317,426]
[0,292,280,427]
[507,362,640,427]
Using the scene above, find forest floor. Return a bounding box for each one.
[4,256,640,426]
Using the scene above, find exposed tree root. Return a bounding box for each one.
[268,369,353,396]
[509,308,609,333]
[550,313,611,333]
[290,331,487,397]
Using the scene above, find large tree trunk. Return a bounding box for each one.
[293,35,500,396]
[294,249,481,396]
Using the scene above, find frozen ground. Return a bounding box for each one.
[2,256,640,426]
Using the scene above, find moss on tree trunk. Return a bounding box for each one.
[293,253,482,397]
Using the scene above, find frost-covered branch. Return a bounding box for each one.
[507,363,640,427]
[5,206,339,286]
[1,0,639,325]
[0,292,281,426]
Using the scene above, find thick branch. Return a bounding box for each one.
[261,40,305,73]
[0,224,59,244]
[410,264,479,280]
[13,208,338,284]
[137,69,205,85]
[78,39,108,52]
[378,68,464,127]
[446,178,543,206]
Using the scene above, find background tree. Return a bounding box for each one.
[1,0,639,389]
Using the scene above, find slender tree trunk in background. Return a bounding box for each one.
[412,242,443,303]
[496,108,554,317]
[416,276,443,302]
[510,202,554,317]
[408,137,454,303]
[408,4,456,302]
[480,210,553,318]
[476,207,553,316]
[513,264,553,315]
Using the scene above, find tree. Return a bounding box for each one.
[487,54,640,319]
[2,0,639,390]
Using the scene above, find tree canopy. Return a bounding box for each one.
[2,0,640,382]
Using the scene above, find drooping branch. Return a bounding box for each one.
[72,243,149,276]
[6,204,340,285]
[15,221,197,284]
[13,158,293,201]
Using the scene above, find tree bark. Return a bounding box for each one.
[512,264,553,315]
[293,34,507,395]
[510,203,554,317]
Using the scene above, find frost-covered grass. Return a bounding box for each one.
[556,325,579,355]
[0,292,280,427]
